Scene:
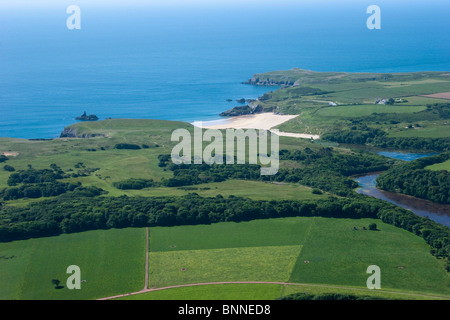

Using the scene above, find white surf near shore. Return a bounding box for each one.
[199,113,320,140]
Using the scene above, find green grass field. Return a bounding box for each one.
[2,216,448,300]
[149,217,312,252]
[287,218,449,296]
[0,228,146,300]
[425,159,450,171]
[316,104,426,118]
[388,124,450,138]
[116,283,285,300]
[115,283,448,300]
[255,69,450,137]
[143,217,449,299]
[74,179,327,200]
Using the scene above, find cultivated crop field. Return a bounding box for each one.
[148,245,302,288]
[146,217,449,298]
[1,216,448,300]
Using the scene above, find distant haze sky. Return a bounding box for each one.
[1,0,449,8]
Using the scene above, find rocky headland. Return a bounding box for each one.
[75,112,99,121]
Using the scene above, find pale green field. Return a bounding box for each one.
[117,283,285,300]
[426,159,450,171]
[396,95,449,106]
[380,79,449,88]
[116,283,447,300]
[148,245,302,288]
[316,104,426,118]
[389,124,450,138]
[102,180,327,200]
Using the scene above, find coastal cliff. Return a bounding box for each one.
[243,75,295,87]
[243,68,450,87]
[60,126,105,138]
[220,100,268,117]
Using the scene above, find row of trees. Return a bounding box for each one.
[1,181,80,200]
[279,292,389,300]
[112,178,157,190]
[114,143,142,150]
[324,131,450,152]
[0,192,448,267]
[322,126,387,146]
[376,152,450,204]
[371,137,450,152]
[114,143,159,150]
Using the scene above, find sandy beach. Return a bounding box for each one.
[200,113,298,130]
[199,113,320,140]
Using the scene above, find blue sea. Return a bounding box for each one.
[1,0,450,139]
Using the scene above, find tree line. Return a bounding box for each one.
[113,178,157,190]
[279,292,391,300]
[0,192,448,269]
[322,127,450,152]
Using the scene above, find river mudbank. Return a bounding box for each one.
[353,151,449,227]
[354,173,450,227]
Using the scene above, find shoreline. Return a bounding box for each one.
[0,113,318,141]
[199,113,298,130]
[198,112,320,140]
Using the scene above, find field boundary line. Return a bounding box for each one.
[144,227,149,290]
[302,216,315,246]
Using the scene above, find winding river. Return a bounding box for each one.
[353,151,450,227]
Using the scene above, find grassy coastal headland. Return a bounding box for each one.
[0,69,449,300]
[204,68,450,150]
